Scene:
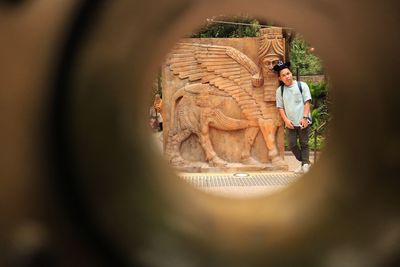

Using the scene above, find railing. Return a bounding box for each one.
[310,121,327,163]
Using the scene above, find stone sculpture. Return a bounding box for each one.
[163,27,288,171]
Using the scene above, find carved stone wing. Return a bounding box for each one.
[166,42,262,121]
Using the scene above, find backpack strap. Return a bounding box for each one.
[280,84,284,98]
[297,80,303,94]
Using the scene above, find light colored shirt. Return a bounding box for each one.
[276,81,312,127]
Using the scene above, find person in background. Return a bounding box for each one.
[153,94,163,131]
[149,106,158,132]
[274,61,312,173]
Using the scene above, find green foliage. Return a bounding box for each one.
[290,35,323,75]
[151,69,162,104]
[308,80,329,128]
[309,134,325,151]
[190,16,261,38]
[308,80,327,99]
[307,80,330,150]
[311,106,328,129]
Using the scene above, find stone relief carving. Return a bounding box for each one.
[164,27,288,171]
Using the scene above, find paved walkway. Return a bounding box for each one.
[179,171,300,198]
[152,131,320,198]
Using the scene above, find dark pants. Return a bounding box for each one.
[286,126,310,165]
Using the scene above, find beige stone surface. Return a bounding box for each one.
[162,28,289,172]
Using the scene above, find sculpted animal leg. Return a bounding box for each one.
[166,128,192,166]
[199,108,260,166]
[241,127,262,165]
[199,109,227,167]
[258,118,285,165]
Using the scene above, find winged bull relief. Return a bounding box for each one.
[163,28,288,171]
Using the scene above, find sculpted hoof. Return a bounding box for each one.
[210,156,228,167]
[271,156,286,167]
[241,156,262,166]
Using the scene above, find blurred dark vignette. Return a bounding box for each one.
[0,0,400,267]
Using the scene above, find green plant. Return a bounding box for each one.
[289,35,323,75]
[308,134,325,151]
[307,80,330,150]
[308,80,327,99]
[190,15,261,38]
[150,68,162,105]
